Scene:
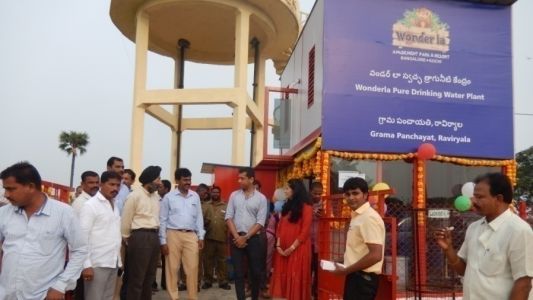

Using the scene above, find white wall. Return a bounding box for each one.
[280,0,324,154]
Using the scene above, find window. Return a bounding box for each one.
[328,157,413,202]
[308,46,315,108]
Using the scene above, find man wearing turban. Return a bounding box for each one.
[121,166,162,300]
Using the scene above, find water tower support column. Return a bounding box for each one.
[130,11,149,175]
[232,8,251,166]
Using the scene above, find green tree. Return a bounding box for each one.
[515,146,533,199]
[59,131,89,189]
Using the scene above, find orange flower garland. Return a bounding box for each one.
[321,151,330,196]
[277,138,323,186]
[277,138,516,188]
[324,150,516,186]
[433,155,516,185]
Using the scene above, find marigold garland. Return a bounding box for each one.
[414,158,426,210]
[433,155,516,185]
[294,137,322,164]
[277,138,323,185]
[314,150,322,182]
[277,138,516,188]
[324,150,516,185]
[321,151,330,196]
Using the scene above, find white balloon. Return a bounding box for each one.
[461,182,475,198]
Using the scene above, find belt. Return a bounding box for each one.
[238,232,260,237]
[357,270,379,277]
[170,229,194,233]
[132,228,159,233]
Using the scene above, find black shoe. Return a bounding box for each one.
[201,282,212,289]
[219,283,231,290]
[178,283,187,291]
[152,282,159,292]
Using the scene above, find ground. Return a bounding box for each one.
[152,285,236,300]
[151,267,236,300]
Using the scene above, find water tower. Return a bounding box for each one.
[110,0,301,174]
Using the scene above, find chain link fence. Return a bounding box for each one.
[316,193,532,299]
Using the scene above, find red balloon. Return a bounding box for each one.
[417,143,437,160]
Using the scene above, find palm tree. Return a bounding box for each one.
[59,131,89,189]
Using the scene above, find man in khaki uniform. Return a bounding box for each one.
[202,186,231,290]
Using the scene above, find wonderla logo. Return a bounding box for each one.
[392,8,450,53]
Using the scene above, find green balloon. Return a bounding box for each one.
[454,195,471,212]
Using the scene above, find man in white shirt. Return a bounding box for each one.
[71,171,99,216]
[0,162,87,300]
[122,169,136,192]
[105,156,132,300]
[435,173,532,300]
[70,170,100,300]
[79,171,123,300]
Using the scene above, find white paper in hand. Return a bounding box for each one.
[320,259,345,271]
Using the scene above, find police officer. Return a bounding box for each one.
[202,186,231,290]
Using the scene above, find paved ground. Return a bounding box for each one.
[152,285,237,300]
[151,268,237,300]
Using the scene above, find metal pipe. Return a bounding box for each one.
[250,37,260,167]
[176,39,190,167]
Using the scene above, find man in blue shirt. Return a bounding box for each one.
[106,157,130,216]
[0,162,88,300]
[159,168,205,300]
[225,167,268,300]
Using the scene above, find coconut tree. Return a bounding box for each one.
[59,131,89,189]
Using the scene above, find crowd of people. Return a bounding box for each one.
[0,158,333,300]
[0,157,531,300]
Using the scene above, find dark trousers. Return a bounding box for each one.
[125,229,160,300]
[258,231,268,290]
[74,276,84,300]
[161,254,166,289]
[343,271,379,300]
[120,251,128,300]
[153,254,166,289]
[203,239,229,284]
[231,235,262,300]
[311,250,319,298]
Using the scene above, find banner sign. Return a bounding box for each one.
[322,0,513,158]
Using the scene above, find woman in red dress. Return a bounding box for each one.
[270,179,313,300]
